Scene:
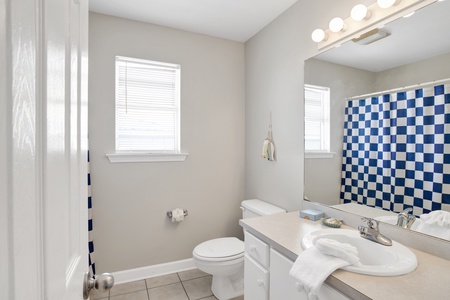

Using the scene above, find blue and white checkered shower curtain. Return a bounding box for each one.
[340,83,450,216]
[88,150,96,276]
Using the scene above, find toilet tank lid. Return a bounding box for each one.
[241,199,286,216]
[194,237,244,258]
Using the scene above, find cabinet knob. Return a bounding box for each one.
[257,278,264,287]
[295,281,304,292]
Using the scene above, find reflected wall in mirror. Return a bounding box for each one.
[304,0,450,239]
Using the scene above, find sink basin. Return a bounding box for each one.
[375,215,422,231]
[302,229,417,276]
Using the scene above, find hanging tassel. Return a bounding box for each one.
[262,139,270,159]
[268,140,275,161]
[262,113,275,161]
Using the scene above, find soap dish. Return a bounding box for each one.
[321,217,342,228]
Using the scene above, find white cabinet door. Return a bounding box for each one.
[244,254,269,300]
[270,249,350,300]
[270,249,308,300]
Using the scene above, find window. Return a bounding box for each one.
[304,84,331,155]
[108,56,186,163]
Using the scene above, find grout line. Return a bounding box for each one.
[108,270,215,300]
[178,272,191,300]
[144,278,150,300]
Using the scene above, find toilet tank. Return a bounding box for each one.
[241,199,286,219]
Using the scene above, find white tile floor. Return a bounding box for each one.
[90,268,244,300]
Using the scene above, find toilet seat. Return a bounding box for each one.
[193,237,244,262]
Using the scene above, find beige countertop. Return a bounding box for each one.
[239,211,450,300]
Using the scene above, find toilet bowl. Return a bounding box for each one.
[192,199,286,300]
[193,237,244,300]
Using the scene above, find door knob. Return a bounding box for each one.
[83,272,114,299]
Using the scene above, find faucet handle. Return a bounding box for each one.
[361,217,379,230]
[401,207,413,215]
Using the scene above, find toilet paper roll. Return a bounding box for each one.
[171,208,185,223]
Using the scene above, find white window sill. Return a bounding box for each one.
[305,152,336,159]
[106,152,189,163]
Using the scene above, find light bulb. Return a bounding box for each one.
[329,17,345,33]
[351,4,371,21]
[377,0,401,9]
[311,29,327,43]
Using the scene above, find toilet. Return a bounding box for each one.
[192,199,286,300]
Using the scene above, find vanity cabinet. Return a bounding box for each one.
[244,255,269,300]
[244,231,270,299]
[269,248,307,300]
[270,249,350,300]
[244,231,350,300]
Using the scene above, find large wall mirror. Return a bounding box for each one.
[304,0,450,240]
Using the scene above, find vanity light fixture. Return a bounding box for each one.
[351,4,372,21]
[352,28,390,45]
[311,28,328,42]
[311,0,430,49]
[403,11,416,17]
[377,0,401,9]
[329,17,346,32]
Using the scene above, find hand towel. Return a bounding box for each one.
[315,238,361,266]
[289,238,360,295]
[416,210,450,240]
[420,210,450,228]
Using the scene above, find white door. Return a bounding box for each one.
[1,0,92,299]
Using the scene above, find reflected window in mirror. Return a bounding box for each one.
[305,84,333,158]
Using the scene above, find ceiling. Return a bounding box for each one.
[314,0,450,72]
[89,0,298,42]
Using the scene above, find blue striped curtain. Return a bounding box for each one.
[340,83,450,216]
[88,150,96,276]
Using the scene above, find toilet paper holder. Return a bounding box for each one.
[167,209,188,219]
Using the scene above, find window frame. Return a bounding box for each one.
[107,56,188,163]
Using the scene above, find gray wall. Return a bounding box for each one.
[304,59,375,205]
[244,0,371,211]
[89,13,245,273]
[375,52,450,90]
[89,0,376,273]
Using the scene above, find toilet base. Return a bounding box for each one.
[211,266,244,300]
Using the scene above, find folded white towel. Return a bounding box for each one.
[416,211,450,240]
[289,238,360,295]
[315,238,361,266]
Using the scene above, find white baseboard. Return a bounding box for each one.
[111,258,196,285]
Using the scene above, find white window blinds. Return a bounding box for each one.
[304,84,330,152]
[115,56,181,152]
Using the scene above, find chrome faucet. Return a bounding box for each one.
[397,208,416,229]
[358,217,392,246]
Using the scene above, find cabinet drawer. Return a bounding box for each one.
[245,231,270,268]
[244,254,269,300]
